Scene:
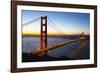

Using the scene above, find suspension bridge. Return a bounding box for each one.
[23,16,86,56]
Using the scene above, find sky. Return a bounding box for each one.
[22,10,90,35]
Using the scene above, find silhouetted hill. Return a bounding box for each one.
[22,53,73,62]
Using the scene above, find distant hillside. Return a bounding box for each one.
[22,34,90,39]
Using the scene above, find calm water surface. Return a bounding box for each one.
[22,36,89,59]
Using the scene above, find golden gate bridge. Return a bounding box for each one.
[23,16,86,56]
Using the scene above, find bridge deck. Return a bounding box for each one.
[33,37,86,55]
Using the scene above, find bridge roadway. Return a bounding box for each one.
[33,37,86,55]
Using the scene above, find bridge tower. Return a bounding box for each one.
[81,32,84,37]
[40,16,47,55]
[80,32,86,42]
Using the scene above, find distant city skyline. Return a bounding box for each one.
[22,10,90,35]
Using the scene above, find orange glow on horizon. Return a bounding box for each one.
[22,31,40,35]
[22,31,89,35]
